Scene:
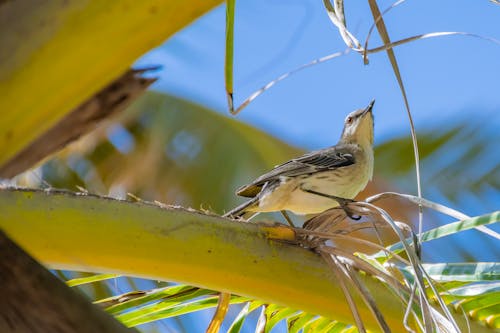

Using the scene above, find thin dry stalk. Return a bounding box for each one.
[297,197,462,332]
[320,250,367,333]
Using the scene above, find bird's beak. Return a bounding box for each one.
[362,99,375,116]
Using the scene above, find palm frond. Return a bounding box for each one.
[66,273,120,287]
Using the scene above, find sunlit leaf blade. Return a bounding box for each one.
[327,321,352,333]
[493,316,500,330]
[263,304,299,333]
[227,301,264,333]
[225,0,235,114]
[419,263,500,282]
[113,288,214,322]
[473,303,500,322]
[227,302,250,333]
[317,320,341,333]
[456,292,500,313]
[449,282,500,296]
[66,273,120,287]
[0,0,221,167]
[102,285,197,315]
[437,281,471,293]
[365,191,500,241]
[287,312,317,333]
[303,316,337,332]
[122,295,250,327]
[123,296,220,327]
[385,211,500,254]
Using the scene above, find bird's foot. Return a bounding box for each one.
[300,187,361,220]
[338,199,361,221]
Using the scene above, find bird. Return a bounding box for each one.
[226,100,375,222]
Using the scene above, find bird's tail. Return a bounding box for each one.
[223,196,259,220]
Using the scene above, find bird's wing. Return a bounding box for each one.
[236,145,356,197]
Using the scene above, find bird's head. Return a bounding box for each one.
[340,100,375,148]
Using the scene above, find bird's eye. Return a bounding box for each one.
[346,116,353,124]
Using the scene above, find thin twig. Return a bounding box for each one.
[367,191,500,240]
[366,0,424,253]
[320,250,367,333]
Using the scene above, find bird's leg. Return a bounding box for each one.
[280,210,295,227]
[300,187,362,220]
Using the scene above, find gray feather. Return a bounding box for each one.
[237,144,357,198]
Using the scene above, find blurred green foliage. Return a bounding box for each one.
[41,91,299,214]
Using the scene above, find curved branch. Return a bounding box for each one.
[0,188,488,332]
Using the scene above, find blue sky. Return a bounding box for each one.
[136,0,500,149]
